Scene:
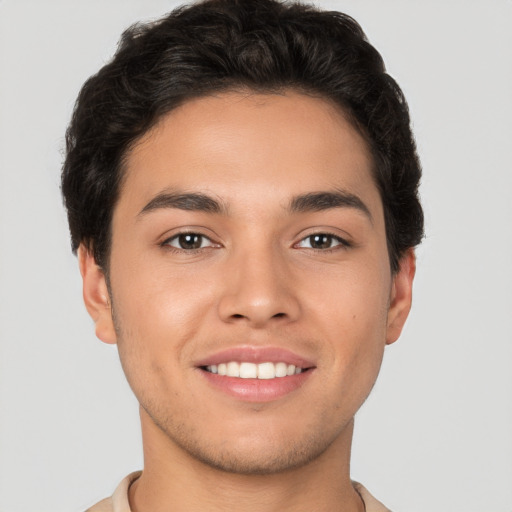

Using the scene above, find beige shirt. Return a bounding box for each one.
[85,472,391,512]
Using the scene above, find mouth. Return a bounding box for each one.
[202,361,307,379]
[196,347,315,402]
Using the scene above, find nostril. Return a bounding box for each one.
[230,312,286,320]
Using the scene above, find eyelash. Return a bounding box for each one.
[294,232,351,251]
[161,231,351,253]
[161,232,218,252]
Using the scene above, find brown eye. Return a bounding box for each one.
[164,233,213,250]
[309,234,334,249]
[178,234,202,249]
[297,233,346,250]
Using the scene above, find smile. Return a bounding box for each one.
[196,347,315,401]
[205,361,304,379]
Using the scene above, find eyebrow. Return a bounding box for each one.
[139,191,227,216]
[138,188,371,221]
[289,190,372,221]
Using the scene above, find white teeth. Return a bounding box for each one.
[239,362,258,379]
[226,361,240,377]
[275,362,287,377]
[257,362,276,379]
[205,362,304,379]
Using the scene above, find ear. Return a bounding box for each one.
[386,248,416,345]
[78,244,117,345]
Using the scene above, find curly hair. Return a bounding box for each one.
[62,0,423,273]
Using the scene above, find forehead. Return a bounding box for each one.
[119,90,380,217]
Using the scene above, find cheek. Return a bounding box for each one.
[304,260,390,390]
[306,259,391,335]
[112,248,214,325]
[108,256,218,385]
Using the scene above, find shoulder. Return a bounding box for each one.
[84,472,142,512]
[352,481,392,512]
[85,497,113,512]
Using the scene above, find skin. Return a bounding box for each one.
[80,90,415,512]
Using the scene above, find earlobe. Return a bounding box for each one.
[386,249,416,345]
[78,244,117,345]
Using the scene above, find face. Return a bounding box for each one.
[81,91,414,475]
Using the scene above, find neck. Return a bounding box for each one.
[129,408,364,512]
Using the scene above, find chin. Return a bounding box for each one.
[146,406,347,476]
[179,436,334,476]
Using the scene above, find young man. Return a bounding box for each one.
[62,0,423,510]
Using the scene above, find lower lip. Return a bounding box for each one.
[200,369,313,402]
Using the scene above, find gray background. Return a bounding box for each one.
[1,1,511,510]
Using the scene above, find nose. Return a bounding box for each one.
[217,245,301,328]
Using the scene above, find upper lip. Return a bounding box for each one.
[194,346,316,369]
